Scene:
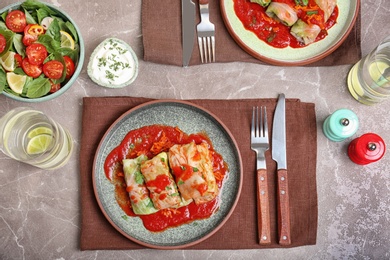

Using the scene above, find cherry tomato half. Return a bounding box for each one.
[0,34,6,53]
[26,43,48,65]
[63,56,75,79]
[22,24,45,46]
[5,10,27,33]
[43,60,64,80]
[14,54,23,67]
[49,80,61,93]
[22,58,42,78]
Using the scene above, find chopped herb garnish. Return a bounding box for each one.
[170,193,180,197]
[177,180,185,185]
[193,167,199,172]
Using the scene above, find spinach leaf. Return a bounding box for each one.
[45,18,61,42]
[25,77,51,98]
[0,21,7,30]
[23,7,37,24]
[13,34,25,57]
[0,69,6,93]
[64,21,78,43]
[21,0,57,16]
[0,28,15,56]
[36,8,50,24]
[37,34,60,53]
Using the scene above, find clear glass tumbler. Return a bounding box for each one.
[347,36,390,105]
[0,107,73,170]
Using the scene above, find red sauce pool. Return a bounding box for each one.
[233,0,339,48]
[104,125,228,232]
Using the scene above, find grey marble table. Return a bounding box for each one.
[0,0,389,259]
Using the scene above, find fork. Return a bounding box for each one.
[251,106,271,245]
[197,0,215,63]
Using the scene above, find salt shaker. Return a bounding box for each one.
[323,109,359,142]
[348,133,386,165]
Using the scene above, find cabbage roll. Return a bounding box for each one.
[123,155,158,215]
[168,142,219,205]
[315,0,337,22]
[266,2,298,27]
[250,0,271,7]
[290,19,321,45]
[140,152,182,210]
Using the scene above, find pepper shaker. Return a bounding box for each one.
[323,109,359,142]
[348,133,386,165]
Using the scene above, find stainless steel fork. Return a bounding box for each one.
[196,0,215,63]
[250,106,271,245]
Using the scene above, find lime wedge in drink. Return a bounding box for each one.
[27,126,53,139]
[26,134,54,155]
[369,61,390,86]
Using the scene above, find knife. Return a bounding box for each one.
[272,93,291,246]
[182,0,196,67]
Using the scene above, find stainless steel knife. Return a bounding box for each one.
[272,93,291,246]
[182,0,196,67]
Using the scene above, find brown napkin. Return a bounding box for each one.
[80,96,317,250]
[142,0,361,66]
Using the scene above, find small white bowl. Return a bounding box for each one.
[87,38,138,88]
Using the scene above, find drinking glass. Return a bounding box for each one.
[0,107,73,170]
[347,36,390,105]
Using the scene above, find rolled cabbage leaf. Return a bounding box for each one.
[250,0,271,7]
[140,152,182,210]
[315,0,337,22]
[122,155,158,215]
[266,2,298,27]
[168,142,219,205]
[290,19,321,45]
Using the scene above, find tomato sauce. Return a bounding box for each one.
[233,0,339,48]
[104,125,229,232]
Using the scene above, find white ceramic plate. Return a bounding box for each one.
[92,100,243,249]
[220,0,360,65]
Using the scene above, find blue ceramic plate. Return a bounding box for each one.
[220,0,360,65]
[92,100,243,249]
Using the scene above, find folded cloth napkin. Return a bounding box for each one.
[80,96,317,250]
[142,0,361,66]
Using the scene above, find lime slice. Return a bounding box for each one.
[27,126,53,139]
[6,72,27,94]
[60,30,75,50]
[26,134,54,155]
[0,51,16,71]
[369,61,390,85]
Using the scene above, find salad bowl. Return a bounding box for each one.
[0,1,84,102]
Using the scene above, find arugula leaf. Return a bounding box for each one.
[25,77,51,98]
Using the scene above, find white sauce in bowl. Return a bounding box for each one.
[88,38,138,88]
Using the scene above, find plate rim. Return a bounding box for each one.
[220,0,361,66]
[92,99,243,249]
